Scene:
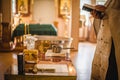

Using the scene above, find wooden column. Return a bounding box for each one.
[1,0,12,22]
[0,0,2,13]
[71,0,80,50]
[0,0,2,39]
[0,0,12,51]
[0,23,11,51]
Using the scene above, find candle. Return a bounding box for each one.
[24,24,27,34]
[27,24,29,34]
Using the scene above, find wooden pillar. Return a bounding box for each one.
[0,0,12,51]
[1,22,11,51]
[1,0,12,23]
[71,0,80,50]
[0,0,2,39]
[0,0,2,13]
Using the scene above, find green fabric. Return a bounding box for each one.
[12,24,57,40]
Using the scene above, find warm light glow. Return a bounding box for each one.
[68,66,74,73]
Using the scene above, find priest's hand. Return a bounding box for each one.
[90,5,106,19]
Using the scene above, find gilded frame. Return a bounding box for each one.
[59,0,71,16]
[16,0,30,16]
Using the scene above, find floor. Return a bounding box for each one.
[73,42,96,80]
[0,42,96,80]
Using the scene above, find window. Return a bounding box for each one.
[12,0,16,14]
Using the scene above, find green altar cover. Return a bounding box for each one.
[12,24,57,40]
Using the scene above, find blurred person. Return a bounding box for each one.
[90,0,120,79]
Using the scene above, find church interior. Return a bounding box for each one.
[1,0,120,80]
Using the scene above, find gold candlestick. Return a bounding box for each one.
[24,24,27,34]
[27,24,29,34]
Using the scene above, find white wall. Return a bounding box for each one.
[33,0,55,24]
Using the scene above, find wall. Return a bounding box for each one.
[33,0,56,24]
